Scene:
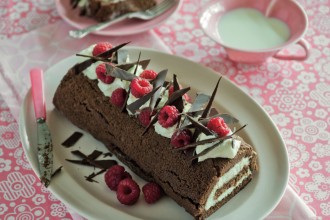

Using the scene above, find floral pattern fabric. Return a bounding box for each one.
[0,0,329,219]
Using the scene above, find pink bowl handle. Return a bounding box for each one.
[30,68,46,120]
[273,38,310,61]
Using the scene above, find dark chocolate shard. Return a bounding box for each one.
[199,113,239,125]
[185,114,213,136]
[190,141,222,161]
[70,150,104,169]
[66,159,117,169]
[181,93,210,127]
[142,87,190,135]
[149,69,168,110]
[73,42,130,74]
[61,131,83,148]
[171,74,184,112]
[115,49,129,64]
[176,124,247,151]
[126,86,161,114]
[201,77,222,119]
[209,108,219,117]
[116,59,150,71]
[105,64,136,81]
[85,169,107,183]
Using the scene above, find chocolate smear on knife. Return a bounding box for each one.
[142,87,190,135]
[127,86,161,114]
[73,42,130,74]
[149,69,168,111]
[61,131,83,148]
[51,166,63,178]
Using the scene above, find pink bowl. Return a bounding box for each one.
[200,0,309,63]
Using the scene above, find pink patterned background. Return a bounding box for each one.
[0,0,329,219]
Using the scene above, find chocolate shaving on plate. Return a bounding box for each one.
[61,131,83,148]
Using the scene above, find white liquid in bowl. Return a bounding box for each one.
[218,8,290,50]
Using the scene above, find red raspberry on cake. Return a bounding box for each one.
[116,178,140,205]
[207,117,230,137]
[104,165,132,191]
[171,129,192,148]
[96,63,115,84]
[130,77,153,98]
[140,69,158,80]
[138,107,153,127]
[110,88,127,108]
[92,42,113,56]
[142,182,163,204]
[158,105,179,128]
[169,85,191,102]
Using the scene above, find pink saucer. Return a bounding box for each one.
[56,0,181,36]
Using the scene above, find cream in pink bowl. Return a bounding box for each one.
[200,0,309,63]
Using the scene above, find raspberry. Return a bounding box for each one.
[92,42,113,56]
[96,63,115,84]
[140,69,158,80]
[170,129,192,148]
[142,182,162,204]
[104,165,132,191]
[116,178,140,205]
[158,105,179,128]
[110,88,127,108]
[130,78,153,98]
[138,107,153,127]
[207,117,230,137]
[168,85,191,102]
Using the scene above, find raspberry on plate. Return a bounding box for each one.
[96,63,115,84]
[170,129,192,148]
[104,165,131,191]
[130,78,153,98]
[116,178,140,205]
[138,107,153,127]
[158,105,179,128]
[142,182,163,204]
[92,42,113,56]
[110,88,127,108]
[207,117,230,137]
[140,69,158,80]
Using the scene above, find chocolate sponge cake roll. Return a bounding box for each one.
[53,42,258,219]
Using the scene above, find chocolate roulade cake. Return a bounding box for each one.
[53,42,258,219]
[71,0,157,21]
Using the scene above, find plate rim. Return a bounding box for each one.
[19,46,289,220]
[55,0,182,36]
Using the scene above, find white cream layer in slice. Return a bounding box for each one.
[205,156,252,210]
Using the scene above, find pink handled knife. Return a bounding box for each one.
[30,68,53,187]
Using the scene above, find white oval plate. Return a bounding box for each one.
[56,0,181,36]
[19,47,289,220]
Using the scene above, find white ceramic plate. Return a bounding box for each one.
[19,47,289,220]
[56,0,181,36]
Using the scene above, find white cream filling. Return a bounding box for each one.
[154,122,177,138]
[196,132,241,161]
[205,157,252,210]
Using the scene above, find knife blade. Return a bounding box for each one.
[30,68,53,187]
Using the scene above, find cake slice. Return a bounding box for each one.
[71,0,157,21]
[53,42,258,219]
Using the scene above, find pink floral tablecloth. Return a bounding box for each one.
[0,0,329,219]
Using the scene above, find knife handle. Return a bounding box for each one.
[30,68,46,120]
